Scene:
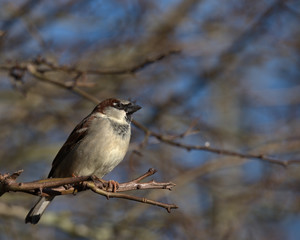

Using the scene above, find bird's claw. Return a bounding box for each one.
[106,180,119,193]
[91,176,119,192]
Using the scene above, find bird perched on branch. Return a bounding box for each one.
[25,98,141,224]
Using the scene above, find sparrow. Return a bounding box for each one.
[25,98,141,224]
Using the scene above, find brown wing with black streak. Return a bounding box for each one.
[48,114,95,178]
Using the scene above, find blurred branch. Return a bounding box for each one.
[0,49,179,105]
[0,201,95,237]
[148,0,201,41]
[26,64,100,103]
[36,50,180,75]
[203,0,286,80]
[0,49,179,102]
[174,0,288,105]
[0,168,177,213]
[133,120,300,167]
[0,49,179,79]
[1,0,40,31]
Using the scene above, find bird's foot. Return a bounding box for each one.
[65,173,79,194]
[91,176,119,192]
[106,180,119,192]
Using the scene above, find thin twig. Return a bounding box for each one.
[130,168,157,182]
[87,182,177,213]
[132,120,300,167]
[26,64,100,104]
[34,50,180,75]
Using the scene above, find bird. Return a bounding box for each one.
[25,98,141,224]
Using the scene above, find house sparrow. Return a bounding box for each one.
[25,98,141,224]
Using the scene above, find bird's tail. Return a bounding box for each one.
[25,196,54,224]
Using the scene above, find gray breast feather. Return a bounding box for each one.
[109,120,130,138]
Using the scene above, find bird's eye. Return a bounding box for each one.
[113,102,123,109]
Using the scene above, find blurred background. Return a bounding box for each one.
[0,0,300,239]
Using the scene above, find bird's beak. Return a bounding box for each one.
[125,103,141,114]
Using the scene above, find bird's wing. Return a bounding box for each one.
[48,114,95,178]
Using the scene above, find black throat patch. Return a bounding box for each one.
[109,120,130,138]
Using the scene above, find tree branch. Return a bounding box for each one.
[132,120,300,167]
[0,169,178,213]
[0,49,179,78]
[34,50,180,75]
